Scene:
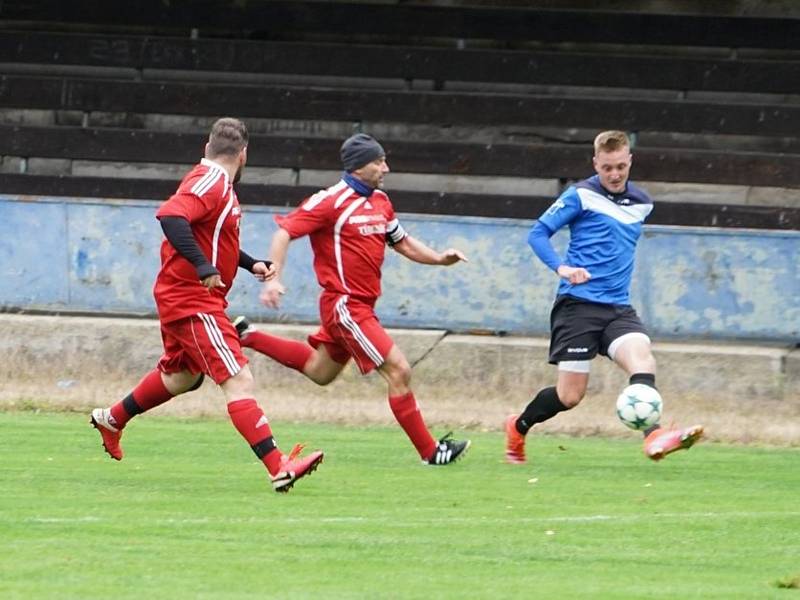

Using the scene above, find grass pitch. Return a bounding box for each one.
[1,411,798,599]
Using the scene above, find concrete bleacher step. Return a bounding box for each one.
[1,4,799,223]
[2,1,799,50]
[4,29,800,95]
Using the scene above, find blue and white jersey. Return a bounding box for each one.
[528,175,653,305]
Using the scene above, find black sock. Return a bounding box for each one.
[121,393,143,418]
[643,424,660,436]
[629,373,660,436]
[629,372,656,389]
[516,387,568,435]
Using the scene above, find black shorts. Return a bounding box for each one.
[548,295,648,365]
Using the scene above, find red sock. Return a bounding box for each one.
[227,398,282,475]
[242,331,313,372]
[388,392,437,460]
[110,369,173,429]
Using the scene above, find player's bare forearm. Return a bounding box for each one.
[394,236,468,266]
[260,228,291,308]
[267,228,292,275]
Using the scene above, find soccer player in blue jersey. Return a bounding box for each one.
[505,130,703,463]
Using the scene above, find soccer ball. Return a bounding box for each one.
[615,384,663,431]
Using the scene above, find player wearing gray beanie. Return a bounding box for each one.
[340,133,385,172]
[239,130,472,469]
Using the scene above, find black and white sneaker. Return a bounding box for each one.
[232,315,256,339]
[424,432,471,466]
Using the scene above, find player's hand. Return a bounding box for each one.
[439,248,468,265]
[557,265,592,284]
[260,279,285,309]
[252,261,277,282]
[201,274,226,289]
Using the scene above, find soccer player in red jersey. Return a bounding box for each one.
[235,133,470,465]
[90,118,323,493]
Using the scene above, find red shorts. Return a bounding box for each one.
[308,294,394,375]
[157,311,248,384]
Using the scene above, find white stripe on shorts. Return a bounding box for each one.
[607,332,651,361]
[558,360,591,373]
[197,312,240,376]
[334,296,384,367]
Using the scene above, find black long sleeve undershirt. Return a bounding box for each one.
[238,249,271,273]
[159,216,218,279]
[159,216,270,279]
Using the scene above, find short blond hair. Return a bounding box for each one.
[593,130,630,155]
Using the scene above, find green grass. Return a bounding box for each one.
[1,411,798,599]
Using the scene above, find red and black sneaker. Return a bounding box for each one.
[270,444,324,493]
[90,408,123,461]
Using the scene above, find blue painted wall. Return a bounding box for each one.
[1,195,797,342]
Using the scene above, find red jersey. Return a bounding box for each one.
[276,180,406,301]
[153,158,242,322]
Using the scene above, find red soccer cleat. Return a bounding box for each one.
[90,408,123,460]
[644,425,704,461]
[271,444,324,493]
[505,415,526,464]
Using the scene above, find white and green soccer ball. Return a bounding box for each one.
[615,384,663,431]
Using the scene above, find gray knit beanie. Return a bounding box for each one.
[340,133,385,172]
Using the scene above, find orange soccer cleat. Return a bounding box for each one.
[644,425,704,461]
[505,415,527,464]
[270,444,324,493]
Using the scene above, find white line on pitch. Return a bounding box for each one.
[15,511,800,526]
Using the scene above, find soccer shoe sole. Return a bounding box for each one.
[90,415,123,461]
[647,425,704,461]
[445,439,471,465]
[453,440,472,464]
[272,454,324,494]
[505,452,526,465]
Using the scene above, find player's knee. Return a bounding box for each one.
[557,387,585,408]
[304,354,343,386]
[561,392,584,408]
[308,371,336,386]
[630,350,656,374]
[222,367,255,397]
[185,373,204,392]
[238,368,255,388]
[382,359,411,388]
[394,361,412,387]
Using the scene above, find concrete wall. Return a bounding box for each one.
[1,315,797,445]
[1,194,798,341]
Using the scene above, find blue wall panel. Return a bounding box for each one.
[67,201,164,312]
[1,195,797,342]
[0,199,69,306]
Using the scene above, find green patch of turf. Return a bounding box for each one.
[1,411,798,599]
